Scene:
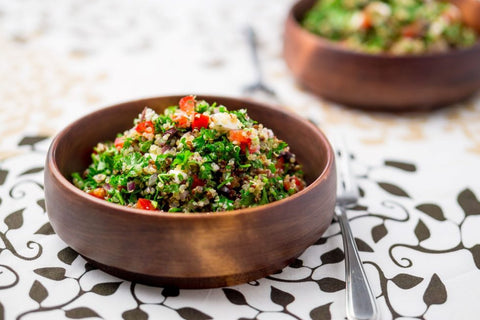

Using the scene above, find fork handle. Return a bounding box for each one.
[336,206,377,320]
[245,26,263,82]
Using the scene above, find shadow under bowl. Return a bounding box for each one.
[284,0,480,111]
[44,95,336,288]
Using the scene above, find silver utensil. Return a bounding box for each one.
[335,139,377,320]
[243,26,276,97]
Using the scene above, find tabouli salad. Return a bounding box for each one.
[302,0,478,54]
[72,96,306,213]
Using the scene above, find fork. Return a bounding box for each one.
[335,139,377,320]
[242,26,276,97]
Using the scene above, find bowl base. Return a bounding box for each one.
[310,86,477,112]
[82,255,292,289]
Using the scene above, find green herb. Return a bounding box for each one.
[302,0,478,54]
[71,97,306,213]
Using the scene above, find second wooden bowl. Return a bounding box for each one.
[284,0,480,111]
[44,95,336,288]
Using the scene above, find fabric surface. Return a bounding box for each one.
[1,0,480,319]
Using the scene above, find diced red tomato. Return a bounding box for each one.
[275,157,285,171]
[401,22,421,38]
[248,144,260,154]
[135,121,155,134]
[360,13,372,29]
[114,137,125,150]
[294,176,304,190]
[284,176,304,191]
[171,113,190,128]
[136,198,155,210]
[192,113,210,129]
[179,95,196,114]
[89,188,106,199]
[228,130,252,153]
[191,175,205,188]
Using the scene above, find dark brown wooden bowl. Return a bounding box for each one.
[44,95,336,288]
[284,0,480,111]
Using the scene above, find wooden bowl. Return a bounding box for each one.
[284,0,480,111]
[44,95,336,288]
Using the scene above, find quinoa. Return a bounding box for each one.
[72,96,306,213]
[302,0,478,55]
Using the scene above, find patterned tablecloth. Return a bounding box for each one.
[1,0,480,319]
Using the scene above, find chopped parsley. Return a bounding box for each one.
[302,0,477,55]
[72,96,305,213]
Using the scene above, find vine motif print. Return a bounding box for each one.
[1,137,479,320]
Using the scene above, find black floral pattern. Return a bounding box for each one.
[1,136,479,319]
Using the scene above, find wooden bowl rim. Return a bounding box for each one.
[47,94,335,220]
[287,0,480,60]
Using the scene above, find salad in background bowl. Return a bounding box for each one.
[301,0,477,55]
[283,0,480,111]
